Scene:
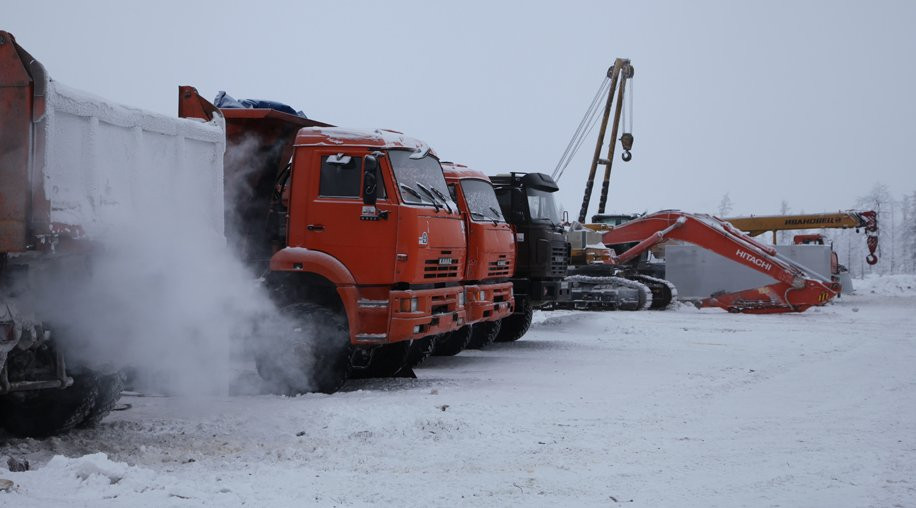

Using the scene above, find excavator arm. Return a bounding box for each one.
[602,211,841,314]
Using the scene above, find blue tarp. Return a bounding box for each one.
[214,91,308,118]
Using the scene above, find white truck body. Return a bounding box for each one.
[34,79,226,240]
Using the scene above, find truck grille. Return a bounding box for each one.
[424,250,460,279]
[550,245,568,277]
[487,254,512,278]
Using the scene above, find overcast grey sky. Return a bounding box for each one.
[6,1,915,217]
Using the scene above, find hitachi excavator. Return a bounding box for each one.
[552,57,841,313]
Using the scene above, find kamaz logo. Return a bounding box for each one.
[736,249,772,271]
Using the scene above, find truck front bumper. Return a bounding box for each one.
[462,281,514,325]
[344,285,467,345]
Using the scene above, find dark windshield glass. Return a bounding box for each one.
[460,179,504,223]
[388,150,455,210]
[526,188,561,223]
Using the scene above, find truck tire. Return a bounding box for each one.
[495,302,533,343]
[406,336,436,368]
[433,326,472,356]
[352,341,410,378]
[0,372,118,438]
[78,372,124,429]
[255,302,350,395]
[467,320,501,349]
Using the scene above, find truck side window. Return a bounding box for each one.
[319,155,362,198]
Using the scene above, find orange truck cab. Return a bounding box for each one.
[179,87,467,392]
[436,163,515,353]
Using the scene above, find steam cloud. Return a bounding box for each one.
[23,136,308,397]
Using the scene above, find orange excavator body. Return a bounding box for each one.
[601,211,841,313]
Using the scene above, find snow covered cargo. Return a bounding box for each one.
[0,32,225,251]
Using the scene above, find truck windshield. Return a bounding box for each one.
[527,188,562,224]
[460,179,504,223]
[389,150,456,211]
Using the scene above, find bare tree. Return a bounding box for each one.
[904,191,916,273]
[717,193,733,217]
[778,199,791,244]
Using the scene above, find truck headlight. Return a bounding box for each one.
[458,291,465,307]
[478,290,486,302]
[402,297,419,312]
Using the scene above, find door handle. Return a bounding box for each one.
[307,224,325,231]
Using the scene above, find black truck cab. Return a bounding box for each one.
[490,172,570,311]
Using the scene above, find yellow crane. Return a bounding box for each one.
[723,210,879,265]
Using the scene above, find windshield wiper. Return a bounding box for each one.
[399,183,424,202]
[430,187,453,214]
[416,183,442,212]
[489,207,504,222]
[470,210,499,225]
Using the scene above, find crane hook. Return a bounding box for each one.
[620,132,634,162]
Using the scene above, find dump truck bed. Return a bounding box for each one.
[0,31,226,251]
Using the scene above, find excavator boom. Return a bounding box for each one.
[602,211,841,313]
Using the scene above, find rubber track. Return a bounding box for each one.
[563,275,653,311]
[632,274,678,310]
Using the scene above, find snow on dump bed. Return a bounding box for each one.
[39,80,226,237]
[855,273,916,296]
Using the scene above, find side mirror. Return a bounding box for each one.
[363,155,379,206]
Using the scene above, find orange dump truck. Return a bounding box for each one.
[180,88,468,391]
[432,163,515,355]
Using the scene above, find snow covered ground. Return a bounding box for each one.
[2,277,915,507]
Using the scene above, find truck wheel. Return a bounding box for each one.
[352,342,410,378]
[433,326,472,356]
[467,320,501,349]
[78,372,124,429]
[495,302,533,343]
[0,373,110,438]
[406,336,436,368]
[255,302,350,395]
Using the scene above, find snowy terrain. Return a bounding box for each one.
[1,277,914,507]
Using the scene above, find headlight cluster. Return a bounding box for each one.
[401,297,419,312]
